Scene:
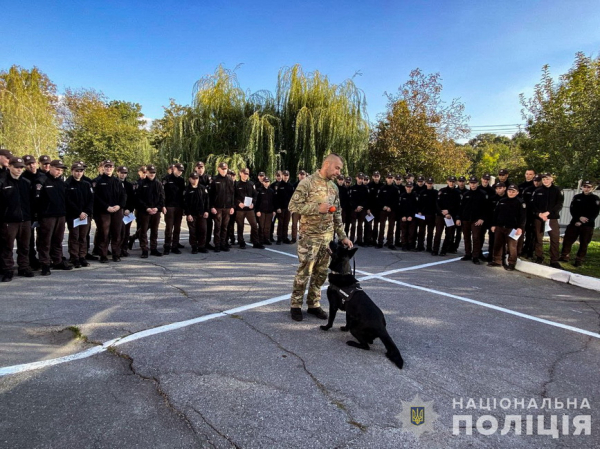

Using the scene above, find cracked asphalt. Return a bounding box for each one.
[1,227,599,448]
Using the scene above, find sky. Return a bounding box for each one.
[2,0,599,139]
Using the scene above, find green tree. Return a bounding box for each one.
[62,88,155,170]
[0,65,61,157]
[520,52,600,186]
[465,133,527,177]
[369,69,471,180]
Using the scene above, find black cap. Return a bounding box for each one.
[258,171,265,176]
[426,177,434,184]
[507,184,518,191]
[458,176,466,182]
[75,160,87,168]
[395,174,403,180]
[196,161,205,167]
[298,170,307,176]
[0,148,13,158]
[495,182,506,188]
[146,164,157,173]
[468,176,478,183]
[447,176,457,182]
[103,160,114,167]
[498,169,509,176]
[386,173,394,179]
[240,168,250,175]
[533,175,542,182]
[227,169,235,176]
[372,171,380,176]
[263,177,271,182]
[406,173,414,178]
[50,160,67,169]
[38,155,51,164]
[9,157,25,168]
[482,173,491,180]
[138,165,147,172]
[337,174,345,180]
[117,166,128,173]
[357,172,364,178]
[417,176,425,181]
[218,162,228,169]
[344,176,352,182]
[23,155,36,165]
[71,162,85,171]
[582,180,593,187]
[173,163,184,171]
[189,172,199,179]
[363,176,370,182]
[282,170,290,176]
[405,181,414,187]
[541,172,553,178]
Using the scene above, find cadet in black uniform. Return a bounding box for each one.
[210,162,235,252]
[399,181,418,251]
[163,163,186,254]
[497,169,511,188]
[518,169,536,195]
[0,157,33,281]
[416,177,437,252]
[413,176,426,195]
[255,177,276,246]
[0,148,13,179]
[22,155,47,270]
[433,176,460,256]
[38,155,51,176]
[457,176,488,264]
[275,170,295,244]
[194,161,213,248]
[531,173,564,268]
[117,166,135,257]
[36,160,71,275]
[184,172,210,253]
[376,174,399,249]
[348,173,369,245]
[451,176,468,253]
[269,170,283,242]
[521,174,542,258]
[488,184,526,270]
[235,168,262,249]
[136,164,166,258]
[478,173,495,259]
[65,162,94,268]
[367,171,383,245]
[559,180,599,266]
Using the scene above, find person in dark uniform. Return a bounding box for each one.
[348,173,369,245]
[336,175,349,236]
[22,155,47,269]
[93,160,126,263]
[520,174,542,259]
[127,165,147,250]
[0,148,14,179]
[497,169,511,188]
[210,162,235,252]
[488,184,526,271]
[194,161,213,249]
[376,174,399,249]
[226,169,237,244]
[275,170,295,244]
[518,169,536,195]
[0,157,33,281]
[457,176,488,264]
[433,176,460,256]
[478,173,495,259]
[559,180,599,267]
[256,177,276,246]
[414,176,426,195]
[184,172,210,254]
[451,176,468,253]
[367,171,383,245]
[416,177,437,252]
[38,155,51,175]
[162,163,186,255]
[290,170,307,243]
[269,170,283,242]
[531,173,564,268]
[235,167,262,249]
[36,160,72,275]
[65,162,94,269]
[399,181,418,251]
[343,176,353,235]
[117,166,135,257]
[136,164,165,258]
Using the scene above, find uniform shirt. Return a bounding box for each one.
[493,196,526,229]
[367,181,383,213]
[531,184,564,220]
[288,171,347,239]
[417,188,438,215]
[0,174,31,223]
[436,186,461,217]
[93,174,126,216]
[121,179,136,212]
[522,185,538,218]
[22,170,47,220]
[398,191,418,218]
[348,183,369,210]
[36,173,66,218]
[234,179,257,211]
[65,176,94,220]
[338,184,351,212]
[255,187,275,213]
[209,173,235,209]
[275,180,295,210]
[163,174,186,208]
[136,177,165,211]
[569,192,600,227]
[458,188,488,222]
[518,180,534,196]
[376,184,400,213]
[183,184,209,216]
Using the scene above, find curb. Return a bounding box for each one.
[515,259,600,293]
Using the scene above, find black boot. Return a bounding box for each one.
[41,264,52,276]
[1,271,14,282]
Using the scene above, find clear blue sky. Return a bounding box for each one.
[2,0,599,138]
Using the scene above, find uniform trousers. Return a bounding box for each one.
[290,234,332,309]
[258,213,273,243]
[416,215,435,250]
[534,218,560,263]
[400,219,416,248]
[120,221,132,254]
[370,216,380,245]
[138,212,161,251]
[38,216,66,265]
[461,221,483,258]
[164,206,183,249]
[561,224,594,262]
[29,225,39,265]
[493,226,517,265]
[213,208,232,247]
[67,220,91,260]
[433,216,456,253]
[342,209,351,236]
[277,209,291,241]
[187,215,207,249]
[521,217,535,256]
[236,210,259,244]
[291,212,301,240]
[1,221,31,271]
[96,210,124,257]
[378,210,395,245]
[350,209,367,243]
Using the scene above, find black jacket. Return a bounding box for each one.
[338,184,351,211]
[349,184,369,209]
[398,191,418,218]
[163,174,186,208]
[256,187,275,213]
[210,174,235,209]
[36,173,66,218]
[459,188,488,222]
[136,177,165,211]
[65,176,94,220]
[377,184,400,212]
[234,180,257,211]
[531,184,563,220]
[0,174,32,223]
[569,193,600,227]
[493,196,526,229]
[183,184,210,216]
[417,188,438,215]
[367,181,383,211]
[121,179,136,212]
[436,186,461,217]
[93,174,126,216]
[274,180,295,210]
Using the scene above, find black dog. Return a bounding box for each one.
[320,241,404,369]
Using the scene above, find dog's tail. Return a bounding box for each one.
[380,331,404,370]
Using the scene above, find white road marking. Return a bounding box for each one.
[1,248,598,377]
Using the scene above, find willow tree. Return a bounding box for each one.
[276,65,369,175]
[0,66,61,157]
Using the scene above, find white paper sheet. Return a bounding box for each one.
[244,196,253,207]
[365,213,374,223]
[444,217,454,227]
[73,217,88,227]
[509,229,520,241]
[415,213,425,220]
[544,221,552,233]
[123,213,136,225]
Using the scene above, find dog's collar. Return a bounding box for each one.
[329,283,362,304]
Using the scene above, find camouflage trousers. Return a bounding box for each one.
[290,234,333,308]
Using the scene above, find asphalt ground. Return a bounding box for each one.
[1,223,599,448]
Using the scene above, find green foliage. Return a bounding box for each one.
[465,132,527,177]
[62,89,155,170]
[0,65,61,157]
[520,52,600,187]
[369,69,471,179]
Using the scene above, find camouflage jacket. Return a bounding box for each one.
[288,170,347,239]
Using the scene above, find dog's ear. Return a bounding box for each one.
[348,247,358,259]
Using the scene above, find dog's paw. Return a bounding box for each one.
[340,326,348,332]
[319,325,331,331]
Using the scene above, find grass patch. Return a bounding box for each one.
[64,326,89,342]
[542,229,600,279]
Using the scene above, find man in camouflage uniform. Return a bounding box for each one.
[288,154,353,322]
